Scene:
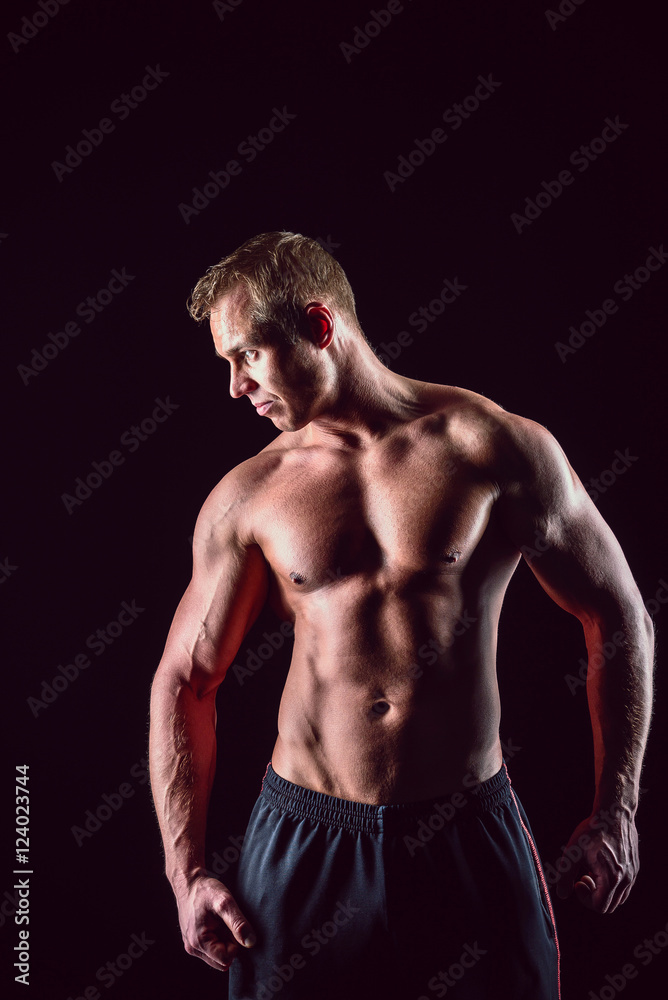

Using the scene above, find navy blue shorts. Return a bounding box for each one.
[228,762,560,1000]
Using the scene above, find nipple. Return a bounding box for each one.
[289,572,305,585]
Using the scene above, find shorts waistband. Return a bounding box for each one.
[259,762,512,835]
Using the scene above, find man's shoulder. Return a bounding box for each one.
[424,382,506,422]
[458,395,573,495]
[421,382,568,483]
[418,381,526,443]
[195,449,287,543]
[422,382,532,426]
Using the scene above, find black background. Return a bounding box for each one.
[2,1,666,997]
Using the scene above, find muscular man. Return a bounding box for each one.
[149,232,654,999]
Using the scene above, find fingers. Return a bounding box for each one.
[596,875,634,914]
[186,939,233,973]
[617,880,634,908]
[214,894,257,949]
[183,931,233,972]
[560,871,610,912]
[574,860,634,914]
[577,875,596,893]
[555,816,640,914]
[202,934,241,972]
[185,922,246,973]
[554,846,585,900]
[179,877,257,973]
[573,875,595,908]
[555,855,629,913]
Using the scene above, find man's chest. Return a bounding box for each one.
[250,434,499,591]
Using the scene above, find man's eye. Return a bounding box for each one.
[244,350,258,361]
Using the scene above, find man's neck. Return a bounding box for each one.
[304,339,430,448]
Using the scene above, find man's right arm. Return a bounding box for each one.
[149,468,268,972]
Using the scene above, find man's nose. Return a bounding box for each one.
[229,366,258,398]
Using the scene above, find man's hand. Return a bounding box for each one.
[176,872,257,972]
[555,808,639,913]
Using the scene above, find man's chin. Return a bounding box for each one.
[272,419,300,433]
[270,412,307,433]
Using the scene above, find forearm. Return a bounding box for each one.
[584,606,655,815]
[149,672,218,892]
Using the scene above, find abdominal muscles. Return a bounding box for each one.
[272,580,504,803]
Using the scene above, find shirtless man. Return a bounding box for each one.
[149,232,654,1000]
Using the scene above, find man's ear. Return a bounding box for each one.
[304,303,334,349]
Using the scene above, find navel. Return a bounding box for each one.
[441,550,461,564]
[371,700,390,717]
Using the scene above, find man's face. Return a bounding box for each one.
[209,290,323,432]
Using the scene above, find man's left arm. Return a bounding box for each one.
[495,415,655,913]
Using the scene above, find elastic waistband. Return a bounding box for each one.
[259,762,512,835]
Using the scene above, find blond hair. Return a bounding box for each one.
[187,231,362,344]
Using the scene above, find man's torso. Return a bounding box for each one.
[233,384,525,803]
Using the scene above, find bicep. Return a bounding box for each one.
[158,508,269,697]
[496,421,642,627]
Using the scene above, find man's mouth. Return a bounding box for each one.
[254,401,273,416]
